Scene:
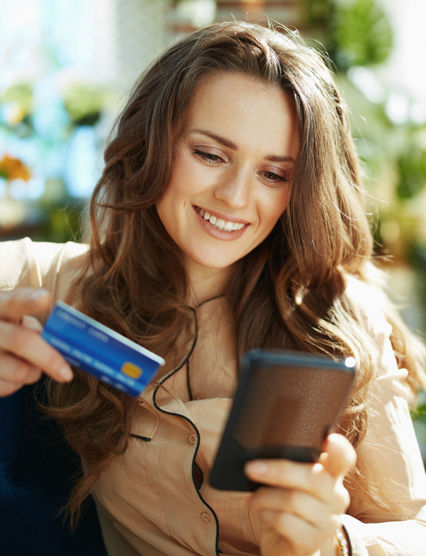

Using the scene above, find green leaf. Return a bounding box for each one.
[332,0,393,70]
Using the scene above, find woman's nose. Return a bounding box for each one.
[213,168,252,208]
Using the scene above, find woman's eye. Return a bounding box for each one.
[261,170,288,184]
[193,149,224,164]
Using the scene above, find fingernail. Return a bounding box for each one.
[246,461,268,475]
[59,366,73,381]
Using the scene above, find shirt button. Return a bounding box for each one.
[201,511,211,523]
[188,433,197,445]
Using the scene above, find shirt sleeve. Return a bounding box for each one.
[342,298,426,555]
[0,237,89,319]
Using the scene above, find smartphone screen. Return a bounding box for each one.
[209,349,355,491]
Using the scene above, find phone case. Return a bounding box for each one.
[209,349,355,491]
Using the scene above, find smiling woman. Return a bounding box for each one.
[0,20,425,556]
[156,71,299,302]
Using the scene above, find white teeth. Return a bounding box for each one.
[197,207,245,231]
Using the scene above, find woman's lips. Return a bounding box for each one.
[193,205,249,239]
[194,205,249,231]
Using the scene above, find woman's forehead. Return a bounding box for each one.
[178,71,300,160]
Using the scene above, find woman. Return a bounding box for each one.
[0,21,425,556]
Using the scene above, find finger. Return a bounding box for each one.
[245,458,333,501]
[0,320,73,383]
[259,509,326,555]
[249,486,347,527]
[0,288,51,320]
[320,433,356,479]
[0,378,24,397]
[0,352,43,384]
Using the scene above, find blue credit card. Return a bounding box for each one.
[41,301,165,397]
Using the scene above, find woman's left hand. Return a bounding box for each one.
[245,433,355,556]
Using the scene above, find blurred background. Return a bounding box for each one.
[1,0,425,452]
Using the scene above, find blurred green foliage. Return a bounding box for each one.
[63,82,109,127]
[33,194,87,244]
[1,82,34,113]
[305,0,393,70]
[0,82,35,138]
[397,144,426,200]
[333,0,393,69]
[0,77,107,242]
[305,0,426,264]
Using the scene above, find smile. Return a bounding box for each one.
[195,207,246,232]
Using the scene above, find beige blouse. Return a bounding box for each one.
[1,237,426,556]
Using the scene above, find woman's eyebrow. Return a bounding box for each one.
[189,128,295,162]
[190,128,236,149]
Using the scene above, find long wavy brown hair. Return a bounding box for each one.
[45,21,426,522]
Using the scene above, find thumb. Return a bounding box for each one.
[319,433,356,479]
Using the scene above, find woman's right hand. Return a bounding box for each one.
[0,288,73,396]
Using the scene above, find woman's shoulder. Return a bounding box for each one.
[343,265,391,338]
[0,236,90,299]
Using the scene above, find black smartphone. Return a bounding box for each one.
[209,349,355,491]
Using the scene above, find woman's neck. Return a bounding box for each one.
[186,261,234,306]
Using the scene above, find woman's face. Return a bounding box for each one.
[156,71,300,283]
